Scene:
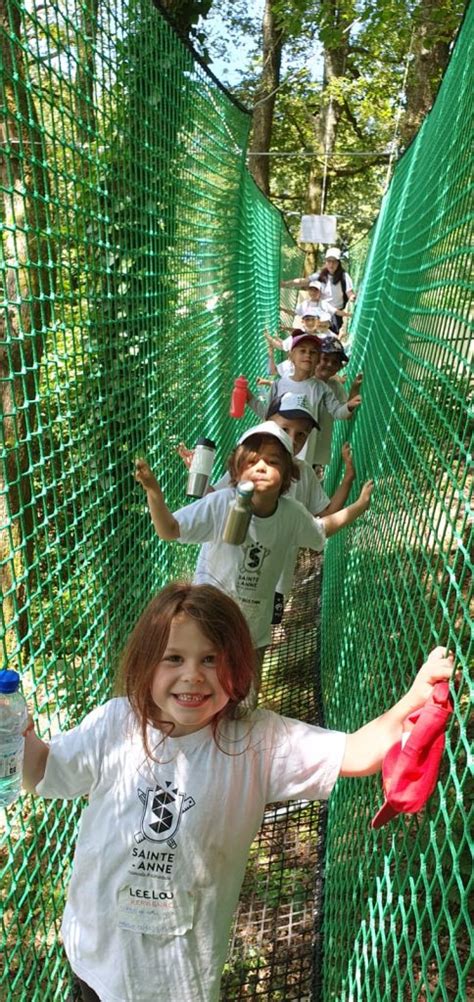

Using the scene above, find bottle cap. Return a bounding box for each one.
[0,669,21,694]
[196,437,216,449]
[236,480,254,498]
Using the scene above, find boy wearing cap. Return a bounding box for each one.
[312,337,364,473]
[248,333,362,467]
[135,424,372,679]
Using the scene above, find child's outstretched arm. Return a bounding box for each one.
[322,443,355,515]
[281,277,310,289]
[347,394,361,413]
[320,384,361,421]
[340,648,455,776]
[320,479,373,536]
[135,460,180,540]
[23,719,49,793]
[263,330,284,351]
[348,372,363,399]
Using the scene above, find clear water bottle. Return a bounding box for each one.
[222,481,255,544]
[0,669,28,807]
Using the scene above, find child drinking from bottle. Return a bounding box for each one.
[135,422,373,676]
[22,581,455,1002]
[178,393,358,620]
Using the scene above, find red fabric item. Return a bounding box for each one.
[371,681,453,829]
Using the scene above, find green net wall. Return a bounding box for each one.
[0,0,472,999]
[320,4,473,999]
[0,1,302,996]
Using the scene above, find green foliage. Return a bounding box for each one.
[199,0,466,246]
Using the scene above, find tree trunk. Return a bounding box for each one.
[248,0,284,196]
[399,0,454,147]
[74,0,99,140]
[303,0,350,272]
[0,0,54,661]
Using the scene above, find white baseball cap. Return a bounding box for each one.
[238,421,293,455]
[308,280,324,291]
[325,247,342,261]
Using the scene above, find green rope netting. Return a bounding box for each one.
[321,5,473,998]
[0,0,472,999]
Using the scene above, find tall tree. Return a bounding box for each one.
[0,0,55,661]
[247,0,285,195]
[204,0,465,256]
[74,0,100,140]
[399,0,464,146]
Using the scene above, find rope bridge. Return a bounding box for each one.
[0,0,471,998]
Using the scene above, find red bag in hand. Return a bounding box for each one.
[371,681,453,829]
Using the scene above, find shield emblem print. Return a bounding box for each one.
[140,782,184,843]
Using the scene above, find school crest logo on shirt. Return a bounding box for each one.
[241,542,271,572]
[135,781,195,849]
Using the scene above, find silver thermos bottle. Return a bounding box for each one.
[222,481,255,544]
[186,437,216,498]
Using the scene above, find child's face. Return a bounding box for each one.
[302,315,319,333]
[290,341,320,378]
[151,615,229,736]
[308,287,321,301]
[241,437,285,496]
[314,353,344,381]
[271,414,312,456]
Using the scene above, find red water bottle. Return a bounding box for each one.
[230,376,248,418]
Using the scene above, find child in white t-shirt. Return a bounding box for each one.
[248,333,362,467]
[281,248,356,334]
[311,336,364,472]
[22,581,455,1002]
[179,392,358,616]
[135,421,371,662]
[281,281,333,330]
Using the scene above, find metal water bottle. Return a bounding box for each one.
[222,481,254,544]
[0,670,28,808]
[186,437,216,498]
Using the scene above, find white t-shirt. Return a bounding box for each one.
[294,300,332,321]
[276,358,294,377]
[37,700,346,1002]
[312,376,349,465]
[173,490,326,647]
[248,377,351,467]
[212,463,330,597]
[308,271,354,310]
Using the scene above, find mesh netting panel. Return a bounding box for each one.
[0,1,302,997]
[223,553,327,1001]
[1,0,472,999]
[320,6,473,999]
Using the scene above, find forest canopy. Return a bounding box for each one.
[163,0,467,254]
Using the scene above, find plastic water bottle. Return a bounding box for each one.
[0,670,28,807]
[222,481,254,544]
[229,376,249,418]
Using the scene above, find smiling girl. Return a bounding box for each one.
[22,582,455,1002]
